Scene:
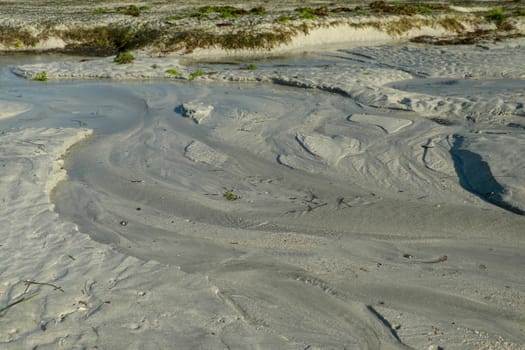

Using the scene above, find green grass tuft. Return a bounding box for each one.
[296,7,317,20]
[166,69,181,76]
[224,191,239,201]
[114,51,135,64]
[249,6,266,16]
[189,70,205,79]
[486,8,505,21]
[93,8,107,14]
[117,5,149,17]
[277,16,292,24]
[32,71,48,81]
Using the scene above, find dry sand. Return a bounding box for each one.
[1,2,525,350]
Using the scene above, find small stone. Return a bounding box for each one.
[427,346,444,350]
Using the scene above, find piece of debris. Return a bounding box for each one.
[180,102,214,124]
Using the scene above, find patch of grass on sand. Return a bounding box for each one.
[189,70,205,79]
[117,5,149,17]
[486,8,506,22]
[249,6,266,16]
[191,6,266,19]
[93,8,107,15]
[224,191,239,201]
[166,69,181,76]
[277,16,292,24]
[296,6,334,19]
[32,71,48,81]
[485,8,515,30]
[114,51,135,64]
[370,1,449,16]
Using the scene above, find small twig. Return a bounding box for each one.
[336,196,352,210]
[418,255,448,264]
[24,280,65,294]
[403,254,448,264]
[305,203,327,212]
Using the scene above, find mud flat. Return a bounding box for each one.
[1,2,525,350]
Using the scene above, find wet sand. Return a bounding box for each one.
[1,38,525,349]
[1,2,525,348]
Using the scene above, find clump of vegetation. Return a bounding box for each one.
[166,69,180,76]
[117,5,149,17]
[486,8,505,22]
[164,28,294,53]
[192,6,266,19]
[352,6,367,16]
[114,51,135,64]
[408,28,522,45]
[0,26,38,48]
[224,191,239,201]
[61,26,161,55]
[295,6,333,19]
[247,64,257,70]
[513,8,525,16]
[369,1,449,16]
[277,16,292,24]
[296,7,317,20]
[195,6,238,19]
[189,70,205,79]
[416,4,432,15]
[249,6,266,16]
[93,8,107,14]
[32,71,48,81]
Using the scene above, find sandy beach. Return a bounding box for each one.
[1,1,525,349]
